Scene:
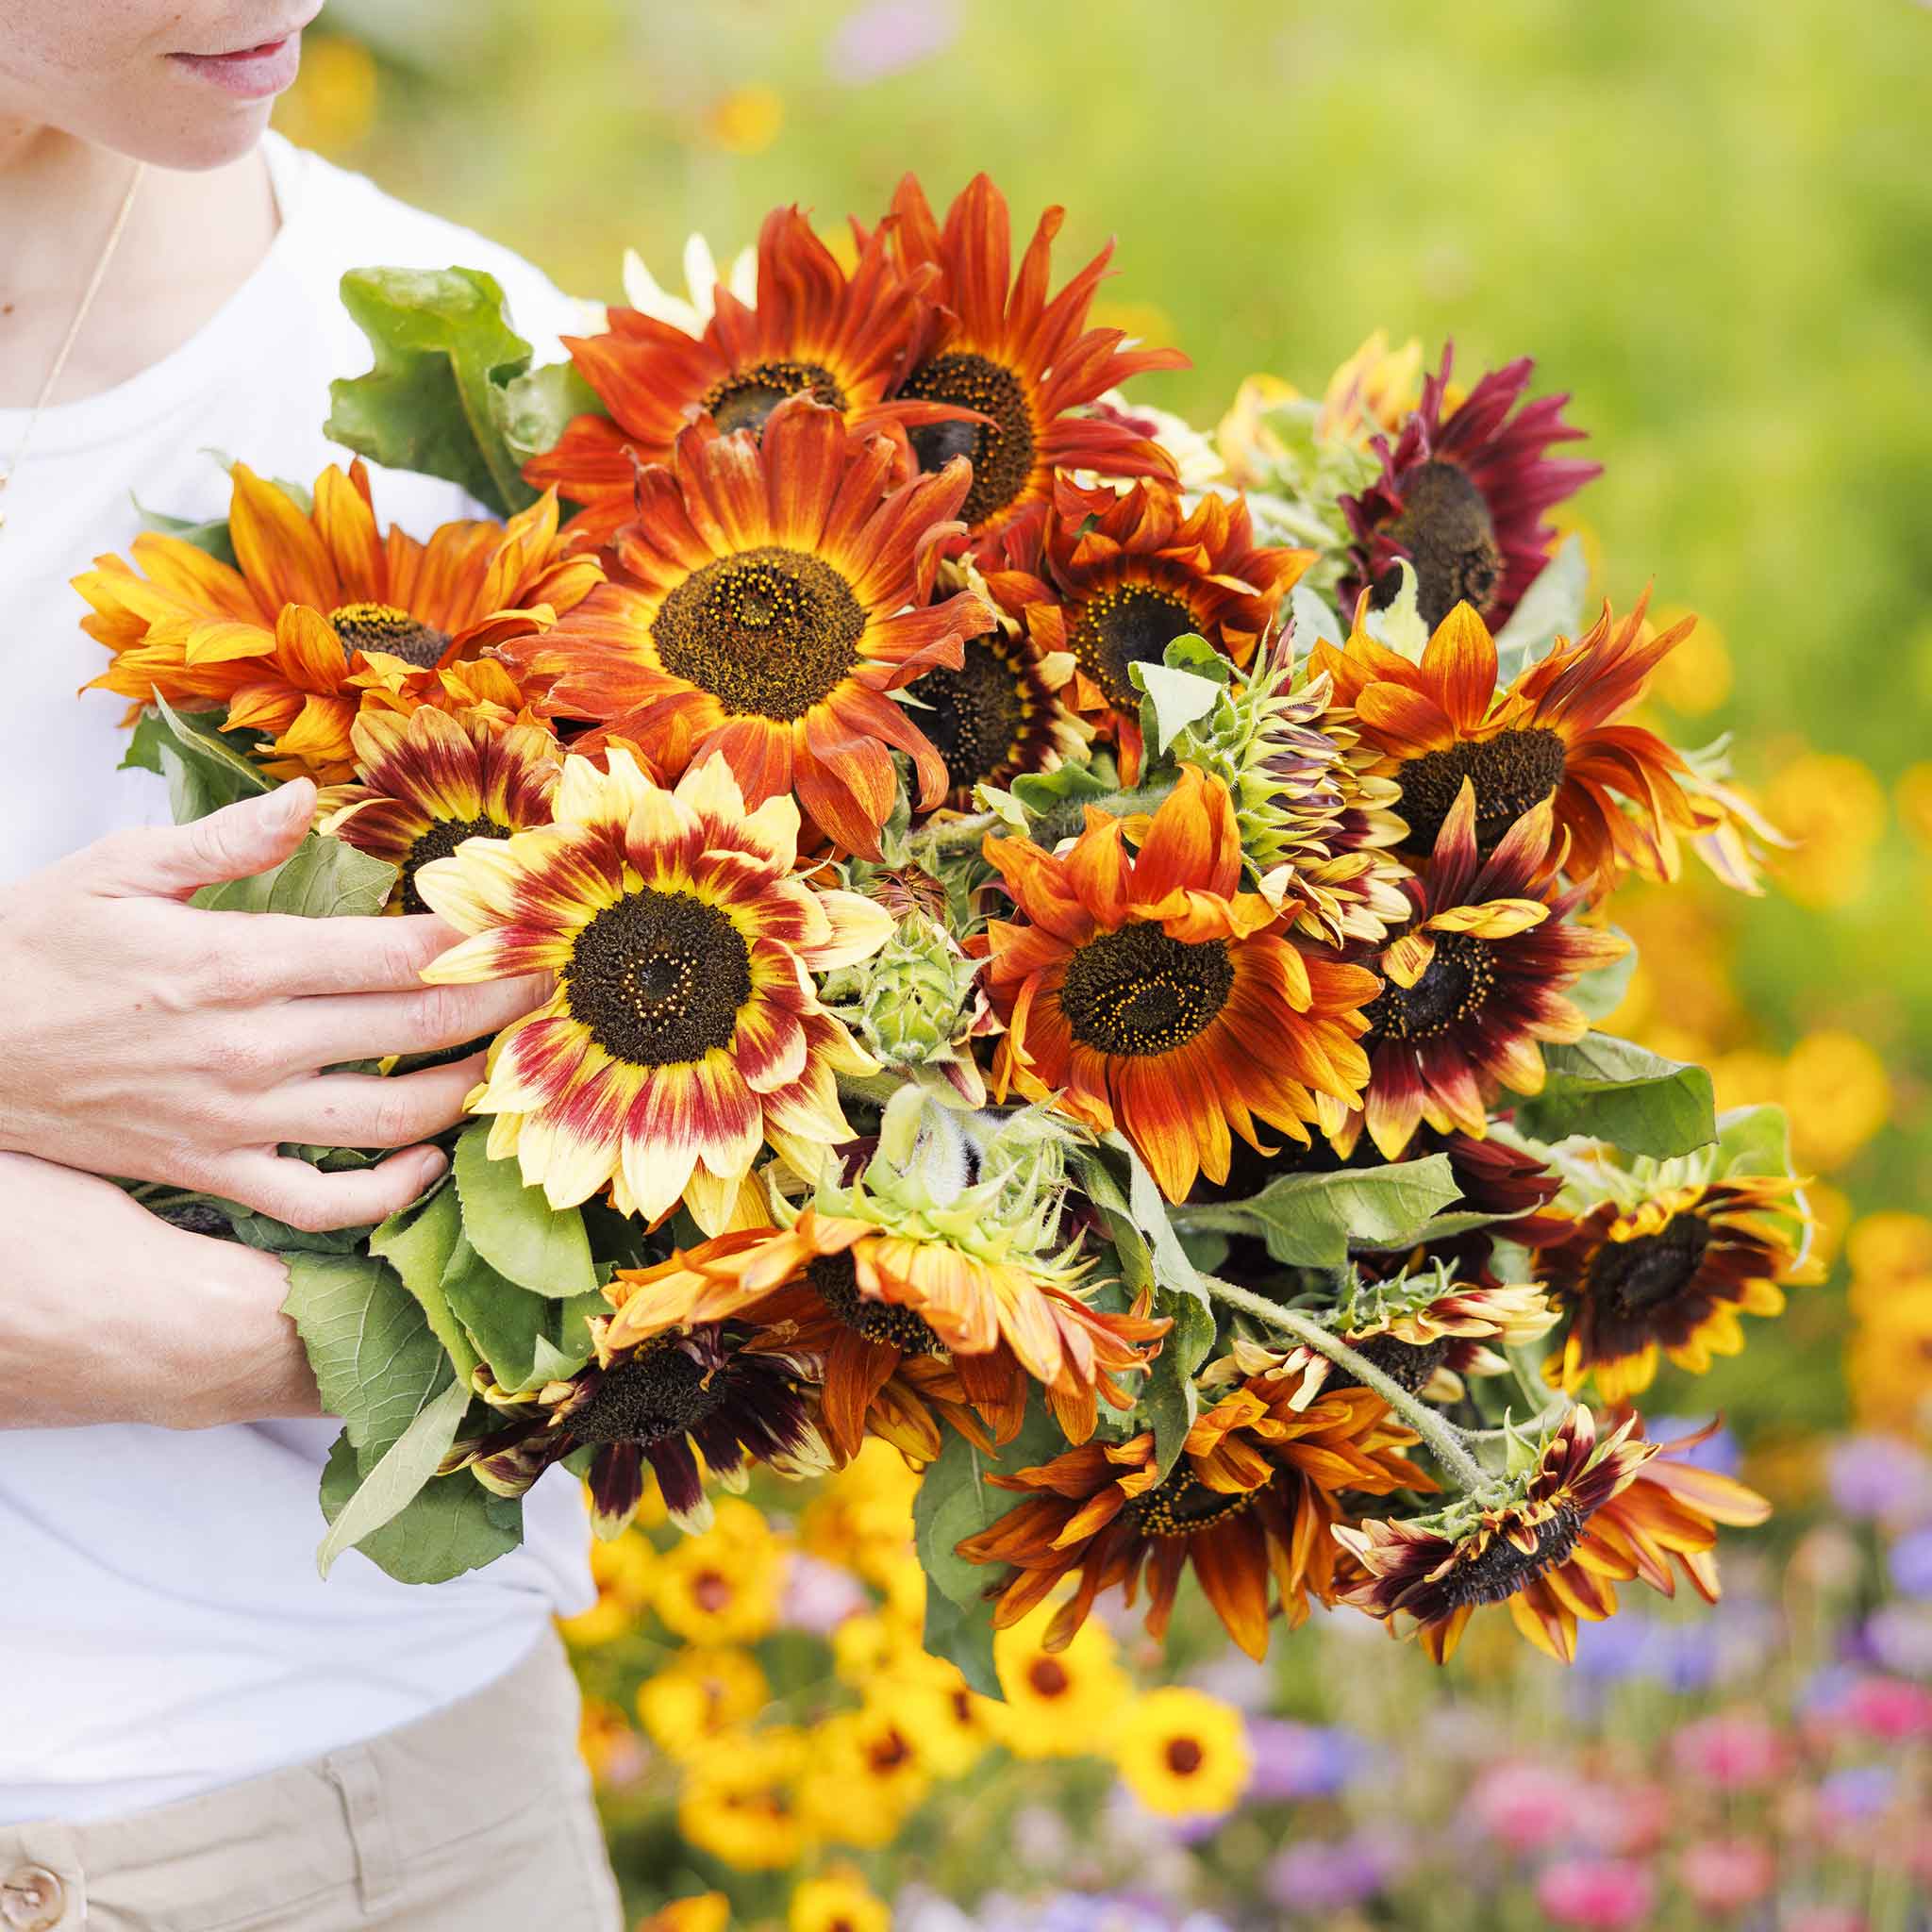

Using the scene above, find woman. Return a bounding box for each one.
[0,9,623,1926]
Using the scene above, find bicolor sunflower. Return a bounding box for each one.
[513,398,993,858]
[1355,777,1629,1160]
[414,750,891,1228]
[990,476,1311,784]
[983,767,1379,1202]
[525,205,957,543]
[1314,597,1707,900]
[1334,1407,1654,1664]
[958,1375,1428,1659]
[316,704,562,914]
[1338,343,1600,633]
[77,460,597,781]
[442,1322,830,1537]
[879,172,1188,552]
[1533,1174,1820,1402]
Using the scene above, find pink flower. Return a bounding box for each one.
[1536,1857,1657,1931]
[1678,1837,1776,1912]
[1845,1674,1932,1740]
[1786,1911,1865,1932]
[1575,1779,1672,1857]
[1467,1760,1585,1853]
[1670,1711,1790,1789]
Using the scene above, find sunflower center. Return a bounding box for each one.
[1059,924,1235,1059]
[400,812,513,915]
[572,1341,728,1446]
[565,888,752,1066]
[700,358,849,438]
[1437,1502,1587,1609]
[901,353,1037,528]
[1363,931,1494,1044]
[328,601,452,669]
[914,636,1032,793]
[1165,1737,1207,1777]
[1396,729,1569,854]
[1127,1465,1260,1539]
[1374,459,1506,629]
[1588,1211,1715,1319]
[653,546,866,722]
[806,1251,943,1355]
[1337,1333,1452,1396]
[1067,580,1200,713]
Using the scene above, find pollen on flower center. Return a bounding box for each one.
[652,545,866,722]
[328,601,452,669]
[564,888,752,1067]
[1067,579,1199,712]
[1374,458,1506,628]
[901,352,1037,526]
[914,636,1032,792]
[699,358,850,437]
[1397,728,1569,853]
[1587,1211,1715,1319]
[1126,1464,1260,1539]
[1364,931,1494,1044]
[807,1251,944,1355]
[401,813,512,915]
[1059,923,1235,1058]
[572,1341,729,1446]
[1437,1503,1587,1608]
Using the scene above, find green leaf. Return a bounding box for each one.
[1715,1103,1793,1179]
[440,1229,602,1390]
[1493,534,1588,682]
[320,1432,525,1585]
[1568,928,1637,1022]
[1135,1288,1216,1469]
[132,497,238,567]
[1134,659,1226,756]
[192,831,397,917]
[282,1252,450,1455]
[452,1120,597,1296]
[913,1403,1066,1612]
[495,358,605,468]
[1183,1155,1462,1270]
[325,267,540,518]
[1514,1033,1717,1158]
[922,1587,1002,1701]
[315,1374,469,1577]
[1290,582,1344,650]
[123,694,273,824]
[369,1183,479,1384]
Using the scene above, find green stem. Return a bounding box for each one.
[909,808,1001,856]
[1201,1273,1494,1494]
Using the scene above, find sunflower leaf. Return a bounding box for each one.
[314,1375,470,1578]
[451,1119,597,1296]
[1567,927,1637,1021]
[326,266,540,519]
[1133,650,1227,756]
[1493,534,1589,681]
[1513,1032,1717,1158]
[369,1181,479,1385]
[914,1400,1066,1612]
[922,1587,1002,1701]
[124,693,272,824]
[192,830,397,918]
[495,358,605,469]
[320,1432,525,1585]
[440,1228,601,1390]
[1177,1155,1462,1270]
[131,496,238,567]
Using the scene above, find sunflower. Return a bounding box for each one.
[525,205,955,543]
[414,750,890,1227]
[983,766,1380,1202]
[959,1376,1428,1659]
[880,172,1189,552]
[1114,1687,1255,1820]
[1338,343,1600,634]
[514,398,993,858]
[1355,777,1629,1161]
[1533,1175,1819,1403]
[1334,1407,1653,1664]
[316,704,562,914]
[991,476,1311,783]
[77,460,598,781]
[1314,597,1708,900]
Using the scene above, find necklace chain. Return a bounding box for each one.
[0,159,147,536]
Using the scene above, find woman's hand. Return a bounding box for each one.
[0,782,543,1232]
[0,1153,320,1429]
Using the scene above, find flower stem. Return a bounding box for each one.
[1200,1273,1494,1494]
[909,809,1001,856]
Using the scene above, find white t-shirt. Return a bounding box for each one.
[0,134,593,1825]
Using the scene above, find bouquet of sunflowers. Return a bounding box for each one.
[78,174,1813,1685]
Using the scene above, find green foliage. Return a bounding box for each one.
[496,358,606,468]
[314,1377,472,1576]
[452,1119,598,1296]
[281,1251,449,1456]
[319,1434,525,1586]
[121,694,271,824]
[192,831,398,917]
[132,497,237,567]
[1179,1155,1463,1270]
[439,1229,604,1391]
[369,1182,480,1383]
[1515,1033,1718,1158]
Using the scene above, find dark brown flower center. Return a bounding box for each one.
[571,1341,729,1445]
[565,888,751,1066]
[1586,1211,1715,1321]
[1435,1502,1586,1609]
[807,1251,943,1355]
[1374,459,1505,628]
[329,601,452,669]
[1396,728,1568,855]
[401,812,512,915]
[1067,580,1199,712]
[654,545,866,721]
[914,636,1034,793]
[1026,1657,1071,1697]
[1165,1736,1207,1776]
[1336,1332,1452,1396]
[901,353,1037,528]
[1127,1464,1260,1539]
[1059,924,1234,1059]
[700,358,849,437]
[1363,931,1494,1045]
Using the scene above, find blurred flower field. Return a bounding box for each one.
[274,2,1932,1923]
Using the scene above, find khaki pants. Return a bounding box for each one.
[0,1631,623,1932]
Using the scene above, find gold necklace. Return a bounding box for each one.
[0,159,146,537]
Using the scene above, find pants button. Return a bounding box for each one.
[1,1865,68,1932]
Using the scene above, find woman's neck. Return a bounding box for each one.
[0,125,279,408]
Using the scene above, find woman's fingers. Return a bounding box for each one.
[215,1143,452,1235]
[280,974,551,1068]
[262,1055,488,1151]
[195,911,467,1005]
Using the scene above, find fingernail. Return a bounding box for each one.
[415,1148,449,1184]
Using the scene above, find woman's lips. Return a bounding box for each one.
[167,34,304,100]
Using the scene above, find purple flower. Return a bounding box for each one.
[1890,1525,1932,1599]
[1645,1416,1742,1476]
[1243,1720,1365,1801]
[1266,1835,1396,1913]
[1819,1763,1895,1823]
[1827,1435,1932,1522]
[824,0,962,84]
[1863,1604,1932,1676]
[1574,1610,1660,1683]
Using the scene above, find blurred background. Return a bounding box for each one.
[277,4,1931,1925]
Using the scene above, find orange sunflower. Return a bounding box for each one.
[511,397,994,858]
[988,475,1312,783]
[77,460,599,781]
[525,205,962,544]
[983,767,1379,1202]
[878,173,1189,553]
[414,750,891,1229]
[1313,597,1707,901]
[958,1374,1428,1658]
